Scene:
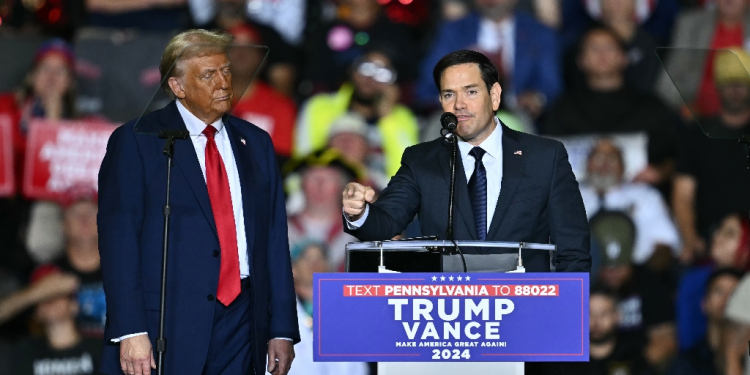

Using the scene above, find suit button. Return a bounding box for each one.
[207,294,214,301]
[213,250,219,257]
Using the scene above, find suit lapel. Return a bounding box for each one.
[487,126,525,240]
[224,117,256,264]
[158,102,218,236]
[438,139,478,240]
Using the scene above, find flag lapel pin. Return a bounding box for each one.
[514,150,522,156]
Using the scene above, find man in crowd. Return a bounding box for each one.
[670,268,744,375]
[589,287,653,375]
[579,139,681,266]
[656,0,750,118]
[284,149,361,272]
[295,49,418,178]
[673,48,750,263]
[723,272,750,375]
[98,29,298,375]
[545,27,678,187]
[11,265,103,375]
[416,0,562,120]
[0,187,104,339]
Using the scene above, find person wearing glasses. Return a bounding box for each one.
[293,49,419,179]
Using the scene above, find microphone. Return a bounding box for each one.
[440,112,458,133]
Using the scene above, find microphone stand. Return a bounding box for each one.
[155,129,189,375]
[442,129,467,272]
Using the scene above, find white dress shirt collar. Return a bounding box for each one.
[458,117,503,160]
[175,100,224,135]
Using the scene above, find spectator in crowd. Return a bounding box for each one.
[656,0,750,118]
[563,0,661,93]
[599,0,661,93]
[545,27,679,187]
[284,149,362,271]
[294,49,419,178]
[677,212,750,350]
[592,213,678,371]
[673,48,750,264]
[0,188,104,338]
[302,0,418,94]
[84,0,189,31]
[723,272,750,375]
[11,265,102,375]
[590,286,654,375]
[327,113,389,191]
[288,241,368,375]
[670,268,744,375]
[416,0,562,120]
[228,23,297,163]
[579,139,681,266]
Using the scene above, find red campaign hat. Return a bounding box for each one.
[58,183,98,209]
[29,263,62,284]
[33,38,75,70]
[226,23,263,45]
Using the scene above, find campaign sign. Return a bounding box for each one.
[23,119,115,200]
[314,272,589,362]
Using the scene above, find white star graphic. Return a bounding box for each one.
[449,276,454,281]
[440,276,446,281]
[465,276,471,281]
[432,276,437,281]
[457,276,463,281]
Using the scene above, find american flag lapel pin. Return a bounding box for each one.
[241,138,246,145]
[514,150,522,156]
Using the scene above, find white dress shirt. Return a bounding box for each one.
[347,118,504,234]
[112,101,249,343]
[477,17,515,77]
[579,182,681,264]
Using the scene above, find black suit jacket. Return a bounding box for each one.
[347,124,591,273]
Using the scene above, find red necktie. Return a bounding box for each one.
[203,125,241,306]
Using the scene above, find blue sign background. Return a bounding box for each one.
[313,272,589,362]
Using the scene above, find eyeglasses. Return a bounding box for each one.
[356,61,397,84]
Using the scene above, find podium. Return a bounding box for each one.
[345,240,557,273]
[313,241,587,375]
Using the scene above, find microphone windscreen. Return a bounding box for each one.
[440,112,458,131]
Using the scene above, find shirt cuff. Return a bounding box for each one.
[344,205,369,230]
[272,337,293,341]
[111,332,148,343]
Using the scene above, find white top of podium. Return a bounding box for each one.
[346,240,556,252]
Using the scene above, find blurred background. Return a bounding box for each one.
[1,0,750,374]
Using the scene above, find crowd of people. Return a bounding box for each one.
[1,0,750,374]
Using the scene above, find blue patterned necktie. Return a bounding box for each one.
[468,147,487,241]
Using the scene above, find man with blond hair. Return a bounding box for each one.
[98,29,299,375]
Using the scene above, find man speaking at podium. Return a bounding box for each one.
[343,50,590,273]
[342,49,590,374]
[97,30,299,375]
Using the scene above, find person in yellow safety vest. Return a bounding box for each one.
[293,49,419,178]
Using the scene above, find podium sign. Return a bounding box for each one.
[314,272,589,362]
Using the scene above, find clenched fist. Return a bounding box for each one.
[342,182,376,221]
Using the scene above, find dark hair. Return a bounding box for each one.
[704,268,745,297]
[590,283,618,303]
[578,26,627,58]
[432,50,500,93]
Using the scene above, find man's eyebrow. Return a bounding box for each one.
[441,83,480,93]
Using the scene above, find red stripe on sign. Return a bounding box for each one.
[342,285,559,297]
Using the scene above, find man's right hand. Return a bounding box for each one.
[120,334,155,375]
[343,182,376,221]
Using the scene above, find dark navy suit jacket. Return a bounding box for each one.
[97,101,299,375]
[415,12,563,110]
[347,125,591,273]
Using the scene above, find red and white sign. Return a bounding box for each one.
[0,114,15,197]
[23,119,115,200]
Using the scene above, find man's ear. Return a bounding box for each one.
[167,77,186,99]
[491,82,502,111]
